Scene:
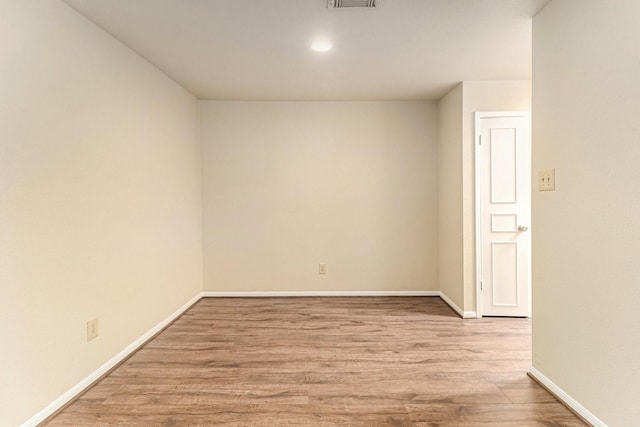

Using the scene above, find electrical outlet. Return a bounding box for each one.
[87,318,98,341]
[318,263,327,275]
[538,169,555,191]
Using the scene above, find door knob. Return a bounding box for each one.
[518,225,529,232]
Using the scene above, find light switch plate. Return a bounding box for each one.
[538,169,555,191]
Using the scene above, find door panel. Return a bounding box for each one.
[491,242,519,306]
[490,128,518,203]
[479,114,530,317]
[491,214,517,232]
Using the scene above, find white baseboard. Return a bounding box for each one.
[203,291,479,318]
[529,366,606,427]
[201,290,440,297]
[438,291,477,318]
[20,293,203,427]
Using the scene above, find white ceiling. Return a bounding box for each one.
[63,0,549,101]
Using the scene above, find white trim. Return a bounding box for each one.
[438,292,477,319]
[475,111,530,119]
[475,112,483,317]
[529,366,606,427]
[474,111,531,319]
[202,290,440,298]
[202,291,479,318]
[20,293,203,427]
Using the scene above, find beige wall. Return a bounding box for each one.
[461,81,531,311]
[0,2,203,425]
[437,81,530,313]
[201,101,438,292]
[437,84,464,309]
[532,1,640,425]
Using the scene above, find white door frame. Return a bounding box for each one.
[474,111,531,318]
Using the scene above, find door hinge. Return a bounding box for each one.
[480,281,484,291]
[479,135,482,145]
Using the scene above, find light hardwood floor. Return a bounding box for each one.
[44,297,586,426]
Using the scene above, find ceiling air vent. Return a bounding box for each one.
[328,0,378,8]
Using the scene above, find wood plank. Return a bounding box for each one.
[44,297,586,426]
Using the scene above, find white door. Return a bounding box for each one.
[477,113,531,317]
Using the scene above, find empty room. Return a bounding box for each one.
[1,0,638,426]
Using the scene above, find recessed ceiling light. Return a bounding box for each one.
[311,38,332,52]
